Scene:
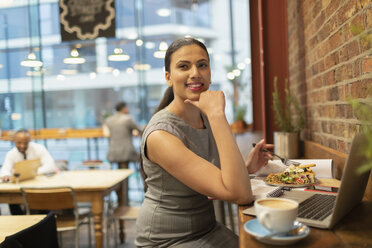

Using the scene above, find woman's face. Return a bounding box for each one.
[165,44,211,101]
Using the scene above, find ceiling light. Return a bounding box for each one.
[63,49,86,64]
[57,74,65,81]
[136,39,143,46]
[237,62,246,70]
[60,69,78,75]
[20,52,43,67]
[108,48,130,61]
[0,64,3,68]
[153,41,168,59]
[89,72,97,79]
[145,42,155,49]
[96,66,113,73]
[126,67,134,74]
[134,64,151,71]
[156,8,171,17]
[113,69,120,76]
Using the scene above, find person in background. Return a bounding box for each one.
[135,38,273,247]
[0,129,58,215]
[103,101,142,205]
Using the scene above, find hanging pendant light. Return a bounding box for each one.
[108,48,130,61]
[153,41,168,59]
[20,52,43,67]
[63,48,86,64]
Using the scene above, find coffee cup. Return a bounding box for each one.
[254,198,298,232]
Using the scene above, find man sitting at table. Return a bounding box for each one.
[0,129,58,215]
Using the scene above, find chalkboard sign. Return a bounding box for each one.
[59,0,116,41]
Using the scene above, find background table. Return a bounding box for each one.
[0,169,132,248]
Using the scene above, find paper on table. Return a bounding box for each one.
[250,179,280,200]
[253,159,334,178]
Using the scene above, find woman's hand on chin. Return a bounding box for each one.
[184,90,225,117]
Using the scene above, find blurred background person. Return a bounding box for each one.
[103,101,142,205]
[0,129,58,214]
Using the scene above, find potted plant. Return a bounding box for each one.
[348,89,372,174]
[272,76,304,158]
[231,105,249,134]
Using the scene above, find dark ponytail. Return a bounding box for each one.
[154,87,174,114]
[139,87,173,192]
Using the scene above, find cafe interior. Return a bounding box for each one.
[0,0,371,247]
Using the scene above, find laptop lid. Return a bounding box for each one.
[11,159,41,183]
[295,133,369,228]
[328,133,370,228]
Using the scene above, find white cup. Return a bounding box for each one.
[254,198,299,232]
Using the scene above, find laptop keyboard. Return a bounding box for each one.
[298,194,336,221]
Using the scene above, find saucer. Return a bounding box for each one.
[244,219,310,246]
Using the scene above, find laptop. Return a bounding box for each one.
[243,133,370,229]
[10,159,41,183]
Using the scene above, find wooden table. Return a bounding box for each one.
[0,215,47,243]
[238,200,372,247]
[0,169,132,248]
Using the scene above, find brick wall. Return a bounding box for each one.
[287,0,372,154]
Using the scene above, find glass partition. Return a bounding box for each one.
[0,0,253,130]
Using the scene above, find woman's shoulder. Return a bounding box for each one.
[143,109,186,138]
[148,109,184,127]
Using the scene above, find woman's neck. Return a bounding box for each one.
[166,100,204,129]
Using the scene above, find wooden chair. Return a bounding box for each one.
[20,186,92,248]
[106,201,140,248]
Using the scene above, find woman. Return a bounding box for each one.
[135,38,273,247]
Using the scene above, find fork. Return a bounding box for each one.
[252,143,300,166]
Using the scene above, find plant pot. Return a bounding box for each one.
[274,132,299,159]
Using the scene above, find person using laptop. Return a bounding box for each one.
[0,129,58,215]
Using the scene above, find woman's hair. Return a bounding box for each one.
[140,38,210,191]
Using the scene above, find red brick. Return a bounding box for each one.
[316,11,326,30]
[312,1,322,19]
[339,40,360,62]
[328,87,339,101]
[338,0,358,25]
[362,57,372,74]
[357,0,371,10]
[335,104,353,118]
[367,7,372,29]
[329,31,343,51]
[335,64,353,82]
[350,79,371,98]
[354,58,362,77]
[337,139,346,153]
[338,85,350,101]
[323,70,336,86]
[325,0,341,19]
[324,52,339,70]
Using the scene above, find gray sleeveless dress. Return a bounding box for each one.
[135,109,238,248]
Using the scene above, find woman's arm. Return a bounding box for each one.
[147,91,254,204]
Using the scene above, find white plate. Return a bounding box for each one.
[264,178,318,188]
[244,219,310,246]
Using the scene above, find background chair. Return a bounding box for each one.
[1,212,59,248]
[106,201,140,248]
[20,186,92,248]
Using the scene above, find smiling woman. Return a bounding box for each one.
[135,38,272,248]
